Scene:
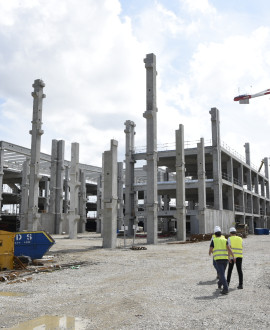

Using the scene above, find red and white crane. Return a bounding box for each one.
[234,88,270,104]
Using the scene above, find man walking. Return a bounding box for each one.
[211,226,225,279]
[227,227,243,289]
[209,226,235,295]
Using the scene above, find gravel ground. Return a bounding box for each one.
[0,233,270,329]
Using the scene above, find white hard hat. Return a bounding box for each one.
[214,226,221,233]
[230,227,236,233]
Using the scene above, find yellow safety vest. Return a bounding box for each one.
[212,234,225,239]
[229,236,243,258]
[213,237,228,261]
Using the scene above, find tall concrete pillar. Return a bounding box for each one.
[162,169,170,232]
[143,53,158,244]
[264,157,269,198]
[78,170,87,233]
[63,166,69,214]
[43,178,49,213]
[210,107,223,210]
[227,157,234,211]
[49,140,57,215]
[68,143,80,239]
[100,154,105,235]
[55,140,65,234]
[254,174,259,194]
[124,120,136,236]
[117,162,124,231]
[227,157,233,183]
[103,140,118,248]
[247,169,252,191]
[244,143,251,166]
[175,124,186,241]
[197,138,206,233]
[96,174,102,233]
[27,79,45,230]
[260,178,265,197]
[19,158,30,230]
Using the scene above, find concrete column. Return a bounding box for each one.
[43,178,49,213]
[227,157,233,183]
[162,170,171,232]
[254,174,259,194]
[175,124,186,241]
[227,157,234,211]
[260,178,265,197]
[19,159,30,230]
[27,79,45,230]
[210,107,223,210]
[49,140,57,215]
[244,143,251,166]
[124,120,136,236]
[103,140,118,248]
[246,168,252,191]
[264,157,269,198]
[78,170,87,233]
[238,164,243,186]
[117,162,124,231]
[143,53,158,244]
[197,138,206,233]
[68,143,80,239]
[63,166,69,214]
[55,140,65,234]
[100,154,105,235]
[96,174,102,233]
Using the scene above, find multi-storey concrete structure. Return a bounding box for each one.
[1,56,269,245]
[123,53,270,243]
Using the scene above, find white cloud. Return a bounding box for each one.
[182,0,216,15]
[0,0,147,166]
[0,0,270,170]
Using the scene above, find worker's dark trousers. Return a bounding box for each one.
[216,259,228,291]
[213,259,218,273]
[227,258,243,285]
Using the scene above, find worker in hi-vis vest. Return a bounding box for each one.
[227,227,243,289]
[210,226,225,279]
[209,226,235,295]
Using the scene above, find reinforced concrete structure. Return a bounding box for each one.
[0,81,101,236]
[1,55,270,246]
[123,53,270,244]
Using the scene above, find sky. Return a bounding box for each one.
[0,0,270,173]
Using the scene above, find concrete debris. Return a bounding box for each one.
[130,246,147,250]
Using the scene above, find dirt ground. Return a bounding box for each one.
[0,233,270,329]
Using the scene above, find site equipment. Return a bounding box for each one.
[14,231,55,260]
[0,230,15,270]
[234,88,270,104]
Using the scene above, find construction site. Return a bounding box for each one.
[0,54,270,329]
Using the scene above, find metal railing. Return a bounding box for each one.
[134,140,259,172]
